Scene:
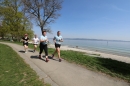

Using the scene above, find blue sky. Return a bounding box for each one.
[33,0,130,41]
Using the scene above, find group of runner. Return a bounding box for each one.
[21,30,63,62]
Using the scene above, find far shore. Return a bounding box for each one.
[48,44,130,64]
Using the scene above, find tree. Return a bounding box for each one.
[0,0,34,41]
[0,6,11,38]
[21,0,63,33]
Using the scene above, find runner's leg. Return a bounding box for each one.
[39,44,43,58]
[43,45,49,62]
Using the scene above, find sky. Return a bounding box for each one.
[33,0,130,41]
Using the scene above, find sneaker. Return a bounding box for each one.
[25,51,27,53]
[52,54,54,59]
[46,58,49,62]
[39,55,41,59]
[59,59,62,62]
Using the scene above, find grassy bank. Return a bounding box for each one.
[1,41,130,82]
[60,50,130,82]
[16,41,130,82]
[0,43,50,86]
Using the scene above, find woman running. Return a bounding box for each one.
[32,34,39,53]
[22,34,29,53]
[39,30,49,62]
[52,31,63,62]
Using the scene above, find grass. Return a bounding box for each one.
[0,43,50,86]
[17,41,130,82]
[60,50,130,82]
[1,40,130,82]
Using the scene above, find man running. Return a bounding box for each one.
[52,31,63,62]
[32,34,39,53]
[22,34,29,53]
[39,30,49,62]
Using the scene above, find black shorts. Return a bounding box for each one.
[23,43,28,46]
[55,43,61,48]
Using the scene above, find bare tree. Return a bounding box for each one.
[21,0,63,33]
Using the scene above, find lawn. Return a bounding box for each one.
[60,50,130,82]
[0,43,50,86]
[1,40,130,82]
[18,41,130,82]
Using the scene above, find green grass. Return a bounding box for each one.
[0,43,50,86]
[16,41,130,82]
[1,40,130,82]
[60,50,130,82]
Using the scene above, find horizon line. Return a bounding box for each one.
[48,38,130,42]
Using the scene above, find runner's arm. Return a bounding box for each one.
[59,37,63,42]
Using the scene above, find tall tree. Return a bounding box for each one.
[0,6,11,38]
[21,0,63,33]
[0,0,34,40]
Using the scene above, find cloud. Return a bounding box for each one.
[111,5,129,12]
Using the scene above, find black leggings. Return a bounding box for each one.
[39,43,48,56]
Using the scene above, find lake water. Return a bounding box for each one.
[48,38,130,57]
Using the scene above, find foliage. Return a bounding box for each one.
[0,0,34,40]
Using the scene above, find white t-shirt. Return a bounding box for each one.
[33,37,39,44]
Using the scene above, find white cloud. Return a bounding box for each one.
[111,5,129,12]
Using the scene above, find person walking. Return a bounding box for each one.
[22,34,29,53]
[52,31,63,62]
[32,34,39,53]
[39,30,49,62]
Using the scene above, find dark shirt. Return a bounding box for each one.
[22,37,29,43]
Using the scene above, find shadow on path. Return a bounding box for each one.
[30,55,39,59]
[28,50,33,52]
[19,50,25,53]
[30,55,59,62]
[30,55,46,62]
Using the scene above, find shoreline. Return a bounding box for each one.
[48,44,130,64]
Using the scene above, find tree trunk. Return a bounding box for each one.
[41,26,43,34]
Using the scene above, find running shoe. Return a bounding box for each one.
[46,58,49,62]
[52,54,54,59]
[59,59,62,62]
[39,55,41,59]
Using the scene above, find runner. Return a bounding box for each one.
[39,30,49,62]
[22,34,29,53]
[32,34,39,53]
[52,31,63,62]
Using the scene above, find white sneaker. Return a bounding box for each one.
[25,51,27,53]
